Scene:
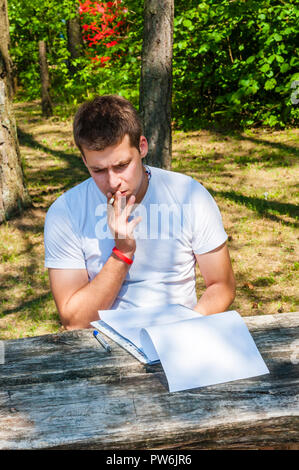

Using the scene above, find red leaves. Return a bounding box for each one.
[106,40,118,48]
[96,4,105,14]
[100,56,111,63]
[91,56,111,64]
[79,1,125,64]
[79,1,126,65]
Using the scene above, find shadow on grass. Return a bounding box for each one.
[207,187,299,228]
[0,291,54,317]
[229,132,299,159]
[0,224,56,322]
[17,127,89,200]
[0,128,87,328]
[0,211,58,325]
[177,129,298,169]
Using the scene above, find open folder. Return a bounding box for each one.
[91,304,269,393]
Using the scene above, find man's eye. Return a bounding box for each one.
[93,169,104,173]
[117,163,129,169]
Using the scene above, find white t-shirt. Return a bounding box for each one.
[44,166,227,309]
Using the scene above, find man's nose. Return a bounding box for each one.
[107,170,121,191]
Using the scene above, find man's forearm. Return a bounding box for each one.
[193,280,236,316]
[63,254,131,329]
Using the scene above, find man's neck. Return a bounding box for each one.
[135,166,149,204]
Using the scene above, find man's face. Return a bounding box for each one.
[82,135,148,204]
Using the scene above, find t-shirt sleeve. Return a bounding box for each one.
[44,195,86,269]
[190,180,228,255]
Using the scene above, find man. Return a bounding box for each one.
[44,95,235,330]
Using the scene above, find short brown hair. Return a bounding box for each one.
[73,95,142,156]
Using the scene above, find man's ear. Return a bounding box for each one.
[81,149,88,167]
[139,136,148,159]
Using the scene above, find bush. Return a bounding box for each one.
[8,0,299,128]
[173,0,299,129]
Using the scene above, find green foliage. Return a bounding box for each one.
[8,0,67,100]
[8,0,143,108]
[173,0,299,129]
[7,0,299,128]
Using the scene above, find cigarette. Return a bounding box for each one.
[108,196,115,205]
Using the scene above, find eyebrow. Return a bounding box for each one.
[89,158,131,171]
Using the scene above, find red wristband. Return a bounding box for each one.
[112,247,134,265]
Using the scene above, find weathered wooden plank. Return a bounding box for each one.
[0,374,298,449]
[1,312,298,384]
[0,312,298,449]
[0,373,298,449]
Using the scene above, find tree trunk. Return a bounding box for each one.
[67,15,83,75]
[38,40,52,117]
[0,50,31,224]
[139,0,174,169]
[0,0,15,97]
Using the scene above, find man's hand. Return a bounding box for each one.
[107,191,142,258]
[48,192,142,331]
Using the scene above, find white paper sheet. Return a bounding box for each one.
[140,310,269,392]
[100,304,200,350]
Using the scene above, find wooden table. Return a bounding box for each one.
[0,312,298,450]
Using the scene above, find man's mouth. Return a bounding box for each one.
[108,190,130,200]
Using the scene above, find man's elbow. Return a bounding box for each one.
[58,307,90,331]
[60,315,79,331]
[63,320,92,331]
[64,322,80,331]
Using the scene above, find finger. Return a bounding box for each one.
[120,195,127,212]
[128,215,142,234]
[107,192,115,205]
[115,192,127,216]
[107,192,115,216]
[127,194,136,205]
[113,191,121,214]
[125,195,137,219]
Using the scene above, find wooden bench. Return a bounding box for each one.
[0,312,298,450]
